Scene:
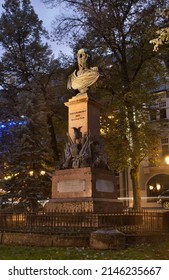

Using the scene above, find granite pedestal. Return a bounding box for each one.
[46,167,122,213]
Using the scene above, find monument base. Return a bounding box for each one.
[46,197,123,213]
[46,167,123,213]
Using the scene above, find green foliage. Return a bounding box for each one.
[0,0,52,88]
[0,90,51,199]
[150,9,169,51]
[101,102,160,172]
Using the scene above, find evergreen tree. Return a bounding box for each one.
[0,90,53,206]
[0,0,67,204]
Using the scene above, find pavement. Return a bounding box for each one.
[143,206,168,212]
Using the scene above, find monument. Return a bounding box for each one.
[46,48,122,213]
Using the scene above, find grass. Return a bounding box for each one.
[0,241,169,260]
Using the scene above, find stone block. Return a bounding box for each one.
[2,232,53,247]
[1,232,89,248]
[90,229,126,250]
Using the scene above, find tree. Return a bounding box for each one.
[0,88,54,205]
[150,8,169,74]
[150,9,169,51]
[0,0,68,202]
[0,0,65,162]
[43,0,168,209]
[0,0,51,86]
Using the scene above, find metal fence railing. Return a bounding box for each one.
[0,208,169,235]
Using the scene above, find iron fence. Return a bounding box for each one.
[0,208,169,236]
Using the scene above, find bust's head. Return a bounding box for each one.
[77,48,92,70]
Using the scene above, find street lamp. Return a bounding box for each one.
[156,183,161,190]
[165,156,169,165]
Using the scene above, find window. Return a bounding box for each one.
[160,108,166,119]
[159,101,166,108]
[149,109,157,121]
[162,145,169,156]
[149,99,167,120]
[161,138,169,156]
[161,138,168,144]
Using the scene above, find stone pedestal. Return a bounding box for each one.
[46,167,122,213]
[64,94,101,141]
[46,93,123,213]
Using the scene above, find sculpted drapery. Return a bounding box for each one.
[67,48,100,94]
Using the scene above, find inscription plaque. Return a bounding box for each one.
[58,179,86,192]
[70,110,86,121]
[96,179,114,193]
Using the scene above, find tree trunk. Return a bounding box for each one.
[47,116,60,163]
[130,167,142,210]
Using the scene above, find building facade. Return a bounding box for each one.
[118,87,169,208]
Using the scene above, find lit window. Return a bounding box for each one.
[29,171,34,176]
[162,145,169,156]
